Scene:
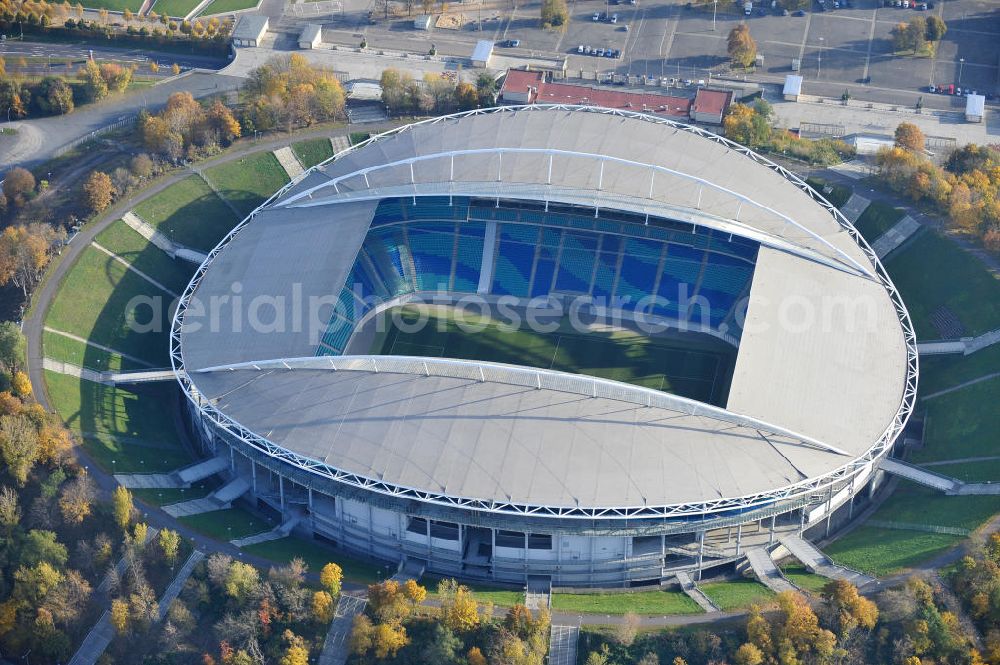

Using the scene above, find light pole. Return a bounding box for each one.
[958,57,965,83]
[712,0,717,31]
[817,37,824,78]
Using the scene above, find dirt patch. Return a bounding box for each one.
[435,12,464,28]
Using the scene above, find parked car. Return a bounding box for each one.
[610,13,618,23]
[497,39,520,47]
[592,12,600,21]
[578,44,585,53]
[793,9,805,15]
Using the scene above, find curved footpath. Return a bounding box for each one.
[21,124,995,630]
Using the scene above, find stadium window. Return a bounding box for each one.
[527,534,553,550]
[429,520,460,541]
[406,517,428,535]
[495,530,525,549]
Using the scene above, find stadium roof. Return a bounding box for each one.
[175,106,916,517]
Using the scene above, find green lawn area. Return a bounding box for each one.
[81,0,142,10]
[853,201,904,242]
[423,576,525,607]
[872,480,1000,532]
[203,152,289,218]
[825,526,960,577]
[44,247,172,366]
[42,330,146,372]
[291,138,335,169]
[700,579,775,611]
[43,371,190,472]
[918,344,1000,398]
[378,307,736,406]
[805,177,852,209]
[133,175,240,253]
[551,590,702,615]
[241,537,387,585]
[196,0,259,14]
[912,376,1000,463]
[884,229,1000,339]
[179,507,275,541]
[151,0,203,17]
[349,132,371,145]
[94,220,196,296]
[780,565,830,594]
[133,479,218,507]
[927,460,1000,483]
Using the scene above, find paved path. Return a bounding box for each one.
[121,212,208,265]
[319,594,368,665]
[923,455,1000,467]
[676,571,721,612]
[43,326,156,368]
[91,242,180,297]
[872,215,921,259]
[839,193,870,223]
[156,550,205,620]
[780,535,874,588]
[745,547,798,594]
[880,458,959,492]
[274,146,306,179]
[921,372,1000,400]
[42,357,107,383]
[67,611,114,665]
[918,339,969,355]
[548,625,579,665]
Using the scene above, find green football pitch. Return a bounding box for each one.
[373,308,736,406]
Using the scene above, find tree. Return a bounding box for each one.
[0,485,20,529]
[113,485,133,532]
[728,24,757,69]
[422,623,462,663]
[442,586,480,632]
[320,562,343,597]
[99,63,133,93]
[59,473,96,523]
[171,63,181,76]
[207,100,241,145]
[349,614,374,656]
[110,597,129,634]
[10,371,30,398]
[895,122,925,152]
[0,413,38,485]
[132,521,148,549]
[373,621,408,659]
[158,529,180,567]
[149,61,159,74]
[467,646,487,665]
[83,170,115,213]
[476,72,497,105]
[224,561,260,601]
[0,322,25,374]
[35,77,73,115]
[280,630,309,665]
[925,15,946,41]
[821,579,878,639]
[615,612,640,646]
[21,529,68,568]
[637,654,660,665]
[892,18,926,53]
[540,0,568,28]
[311,590,335,623]
[734,642,765,665]
[2,167,35,207]
[454,82,479,110]
[402,578,427,606]
[78,60,109,102]
[130,153,155,179]
[0,224,64,297]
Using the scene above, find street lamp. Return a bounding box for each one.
[958,57,965,83]
[712,0,717,31]
[817,37,824,78]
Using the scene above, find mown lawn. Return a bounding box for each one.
[151,0,203,17]
[927,460,1000,483]
[805,177,852,209]
[79,0,143,10]
[918,344,1000,398]
[292,138,335,169]
[853,201,903,241]
[44,247,173,366]
[242,537,388,585]
[885,229,1000,339]
[44,371,190,472]
[179,508,275,541]
[825,526,960,577]
[780,565,830,594]
[196,0,259,14]
[873,480,1000,532]
[551,590,702,615]
[133,175,240,252]
[203,151,290,218]
[42,330,147,372]
[423,576,525,607]
[913,376,1000,463]
[700,579,775,611]
[94,220,196,296]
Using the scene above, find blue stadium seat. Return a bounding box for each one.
[453,223,485,293]
[554,232,598,294]
[615,238,663,309]
[407,224,455,292]
[492,225,539,297]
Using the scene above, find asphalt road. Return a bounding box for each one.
[0,70,243,170]
[0,39,229,71]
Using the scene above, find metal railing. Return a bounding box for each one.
[168,104,919,522]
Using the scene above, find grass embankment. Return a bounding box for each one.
[133,174,240,252]
[700,580,775,611]
[292,137,335,169]
[853,201,903,241]
[551,590,702,615]
[203,151,290,218]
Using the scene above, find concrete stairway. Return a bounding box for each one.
[880,458,960,492]
[318,594,368,665]
[163,477,250,517]
[231,514,302,547]
[113,473,182,489]
[675,571,720,612]
[548,625,579,665]
[176,456,229,484]
[745,547,797,593]
[780,534,874,587]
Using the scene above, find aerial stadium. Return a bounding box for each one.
[170,105,918,587]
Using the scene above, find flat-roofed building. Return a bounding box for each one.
[232,15,268,48]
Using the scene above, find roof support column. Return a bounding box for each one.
[735,523,743,557]
[279,474,285,512]
[769,515,776,547]
[696,531,705,581]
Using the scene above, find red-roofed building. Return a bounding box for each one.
[691,88,734,124]
[499,69,692,118]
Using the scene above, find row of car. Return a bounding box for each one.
[577,44,623,58]
[884,0,933,8]
[927,84,993,100]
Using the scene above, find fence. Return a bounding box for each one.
[52,114,137,158]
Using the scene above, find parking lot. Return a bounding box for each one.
[310,0,999,104]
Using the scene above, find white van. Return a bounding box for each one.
[744,1,753,14]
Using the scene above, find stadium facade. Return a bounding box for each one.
[172,106,918,587]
